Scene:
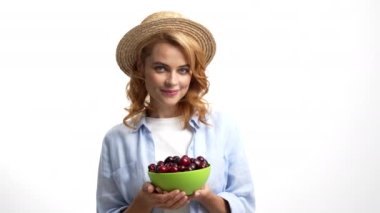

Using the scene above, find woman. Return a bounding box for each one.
[96,11,255,213]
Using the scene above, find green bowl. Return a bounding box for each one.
[148,166,211,195]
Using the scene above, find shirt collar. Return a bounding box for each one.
[189,114,201,130]
[131,115,149,133]
[131,113,203,132]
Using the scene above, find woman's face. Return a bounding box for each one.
[143,42,192,117]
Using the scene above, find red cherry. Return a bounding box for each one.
[157,165,169,173]
[178,165,187,171]
[199,161,208,168]
[189,163,196,170]
[179,155,191,167]
[197,156,205,162]
[193,159,201,168]
[148,163,156,172]
[157,161,164,166]
[169,166,179,172]
[172,156,180,163]
[164,156,174,164]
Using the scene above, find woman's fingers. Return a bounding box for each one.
[168,191,189,209]
[154,190,188,209]
[142,182,155,193]
[140,183,189,209]
[154,186,163,194]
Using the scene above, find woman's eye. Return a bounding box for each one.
[154,66,166,72]
[178,67,190,74]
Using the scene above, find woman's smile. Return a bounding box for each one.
[161,89,179,97]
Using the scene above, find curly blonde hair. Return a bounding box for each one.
[123,32,210,128]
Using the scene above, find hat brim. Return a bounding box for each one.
[116,18,216,76]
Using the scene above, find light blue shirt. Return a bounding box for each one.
[96,111,255,213]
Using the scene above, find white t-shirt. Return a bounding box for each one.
[146,116,192,213]
[146,116,192,163]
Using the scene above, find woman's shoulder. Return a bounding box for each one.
[105,113,147,136]
[103,122,136,139]
[100,122,141,150]
[106,122,128,132]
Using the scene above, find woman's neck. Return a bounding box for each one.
[146,108,179,118]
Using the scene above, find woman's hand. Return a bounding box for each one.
[190,185,213,201]
[190,185,230,213]
[126,182,189,212]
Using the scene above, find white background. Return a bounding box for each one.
[0,0,379,212]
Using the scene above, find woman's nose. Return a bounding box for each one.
[165,71,178,86]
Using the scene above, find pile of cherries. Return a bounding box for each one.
[148,155,210,173]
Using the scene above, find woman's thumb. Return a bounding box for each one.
[142,182,155,193]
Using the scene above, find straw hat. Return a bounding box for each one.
[116,11,216,76]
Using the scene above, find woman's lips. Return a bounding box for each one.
[161,89,179,96]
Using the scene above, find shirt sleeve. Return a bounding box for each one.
[96,135,128,213]
[217,115,256,213]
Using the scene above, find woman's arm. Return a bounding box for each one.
[218,115,255,212]
[202,112,255,212]
[97,136,128,213]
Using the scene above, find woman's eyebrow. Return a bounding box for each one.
[178,64,190,68]
[152,61,168,66]
[151,62,189,68]
[151,62,170,69]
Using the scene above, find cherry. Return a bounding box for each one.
[193,159,201,168]
[169,166,179,172]
[172,155,180,163]
[179,155,191,167]
[199,161,208,168]
[148,163,156,172]
[157,161,164,166]
[197,156,205,162]
[188,163,197,171]
[157,165,169,173]
[178,165,187,171]
[164,156,174,164]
